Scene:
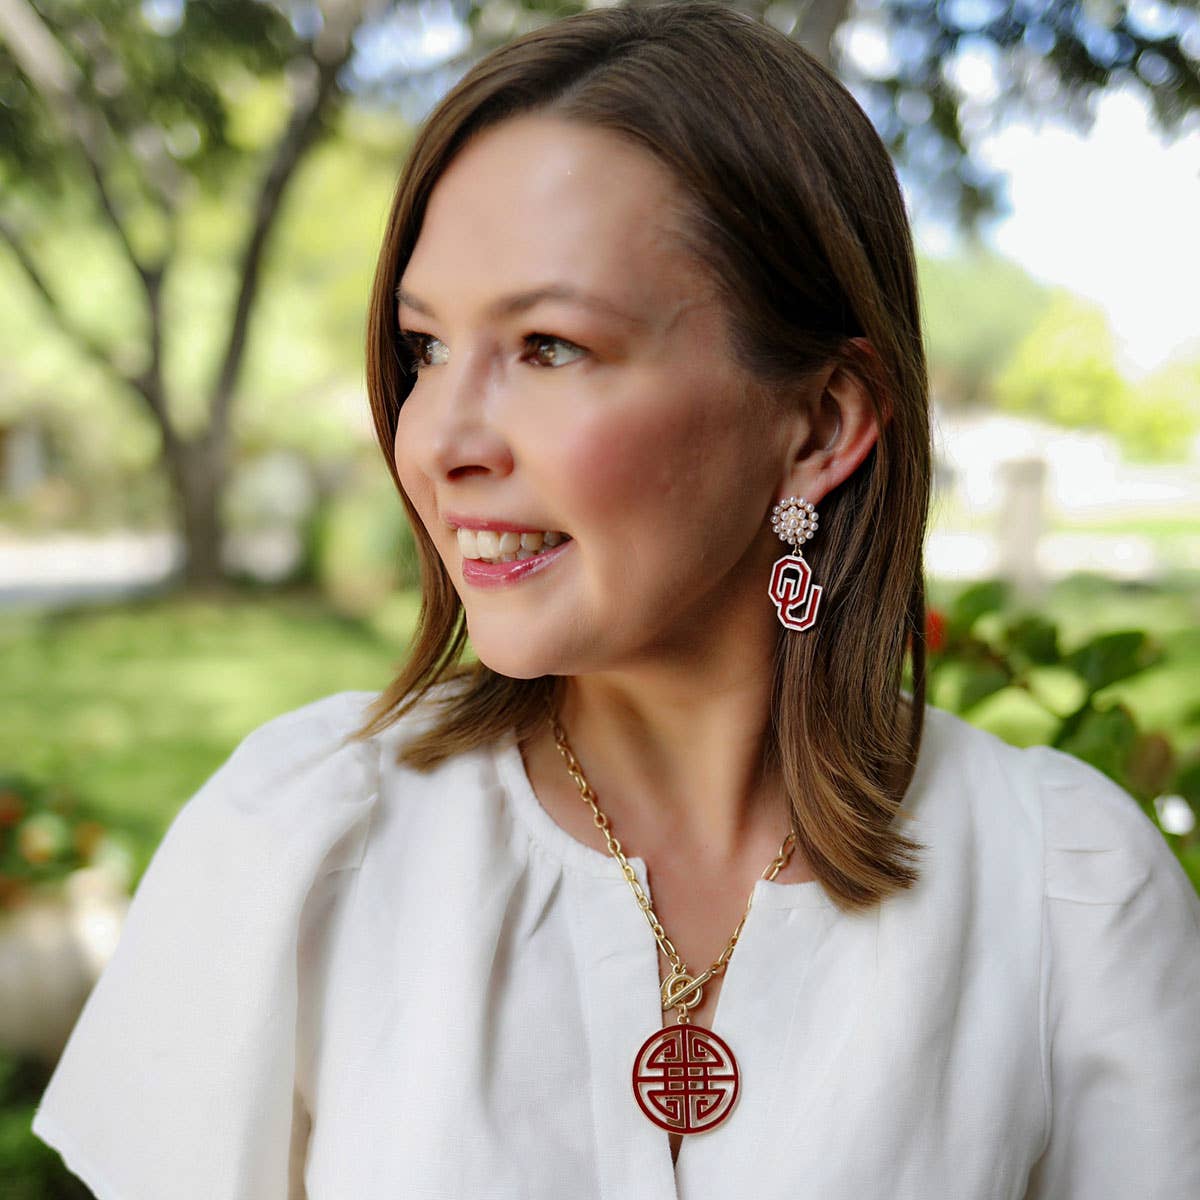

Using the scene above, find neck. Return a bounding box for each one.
[551,648,786,864]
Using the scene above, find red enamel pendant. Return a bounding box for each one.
[632,1023,740,1135]
[768,552,822,632]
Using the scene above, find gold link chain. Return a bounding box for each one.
[551,719,796,1023]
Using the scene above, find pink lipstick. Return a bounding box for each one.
[461,539,574,588]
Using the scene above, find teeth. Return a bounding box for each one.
[457,528,570,564]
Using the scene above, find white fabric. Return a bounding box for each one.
[31,689,1200,1199]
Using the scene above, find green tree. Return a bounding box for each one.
[0,0,366,582]
[919,250,1052,406]
[1131,352,1200,460]
[994,291,1199,459]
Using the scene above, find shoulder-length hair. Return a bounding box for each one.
[355,0,930,913]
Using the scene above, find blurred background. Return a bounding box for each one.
[1,0,1198,1192]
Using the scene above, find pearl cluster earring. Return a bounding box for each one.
[770,497,818,548]
[767,496,823,632]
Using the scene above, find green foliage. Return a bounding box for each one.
[0,773,137,910]
[994,292,1130,423]
[993,292,1200,460]
[0,0,300,196]
[234,112,411,456]
[0,594,403,857]
[310,460,420,616]
[926,577,1200,889]
[6,0,1200,571]
[0,1047,94,1198]
[0,91,408,529]
[918,250,1052,405]
[842,1,1200,226]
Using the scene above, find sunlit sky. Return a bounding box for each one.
[837,5,1200,380]
[925,86,1200,379]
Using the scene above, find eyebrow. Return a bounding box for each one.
[395,283,647,328]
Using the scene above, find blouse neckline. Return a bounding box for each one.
[492,732,833,912]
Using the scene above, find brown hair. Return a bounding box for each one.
[355,0,930,913]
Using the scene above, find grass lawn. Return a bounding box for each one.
[0,589,413,873]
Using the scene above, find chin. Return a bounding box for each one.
[470,634,561,682]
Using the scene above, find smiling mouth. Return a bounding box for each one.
[456,528,571,564]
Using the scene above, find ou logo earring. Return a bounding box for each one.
[768,497,822,632]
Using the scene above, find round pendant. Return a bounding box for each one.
[632,1023,740,1135]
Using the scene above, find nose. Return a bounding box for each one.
[403,350,515,483]
[434,420,514,482]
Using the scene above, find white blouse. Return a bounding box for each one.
[32,689,1200,1200]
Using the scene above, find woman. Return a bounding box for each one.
[33,4,1200,1198]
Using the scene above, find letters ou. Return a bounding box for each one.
[768,554,822,632]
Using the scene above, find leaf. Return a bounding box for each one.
[1065,630,1161,694]
[957,663,1010,712]
[1024,666,1086,718]
[947,580,1009,638]
[1055,703,1139,781]
[1174,758,1200,809]
[1003,614,1060,666]
[1176,845,1200,896]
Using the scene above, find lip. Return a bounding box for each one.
[445,513,560,535]
[460,538,574,588]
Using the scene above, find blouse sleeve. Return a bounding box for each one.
[30,691,381,1200]
[1022,744,1200,1199]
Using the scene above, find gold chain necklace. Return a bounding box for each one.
[551,718,796,1137]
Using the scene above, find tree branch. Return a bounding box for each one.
[0,213,170,421]
[207,13,362,441]
[0,0,156,277]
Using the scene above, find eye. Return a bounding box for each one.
[398,331,448,373]
[522,334,586,368]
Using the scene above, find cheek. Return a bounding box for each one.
[555,388,755,534]
[392,400,417,478]
[560,423,667,514]
[392,408,436,525]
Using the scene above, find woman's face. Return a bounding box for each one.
[393,113,796,680]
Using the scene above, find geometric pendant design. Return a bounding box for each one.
[632,1024,740,1134]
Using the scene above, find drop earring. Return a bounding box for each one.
[768,497,822,632]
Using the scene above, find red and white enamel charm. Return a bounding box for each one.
[768,497,822,632]
[632,1023,740,1135]
[769,552,822,631]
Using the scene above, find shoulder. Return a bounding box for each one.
[915,704,1196,916]
[216,690,379,782]
[907,704,1044,841]
[1022,739,1193,909]
[30,689,402,1195]
[188,685,460,831]
[169,691,384,866]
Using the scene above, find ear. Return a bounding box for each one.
[777,338,884,506]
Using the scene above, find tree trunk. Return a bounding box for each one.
[164,435,229,588]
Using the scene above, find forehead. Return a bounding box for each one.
[402,114,709,314]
